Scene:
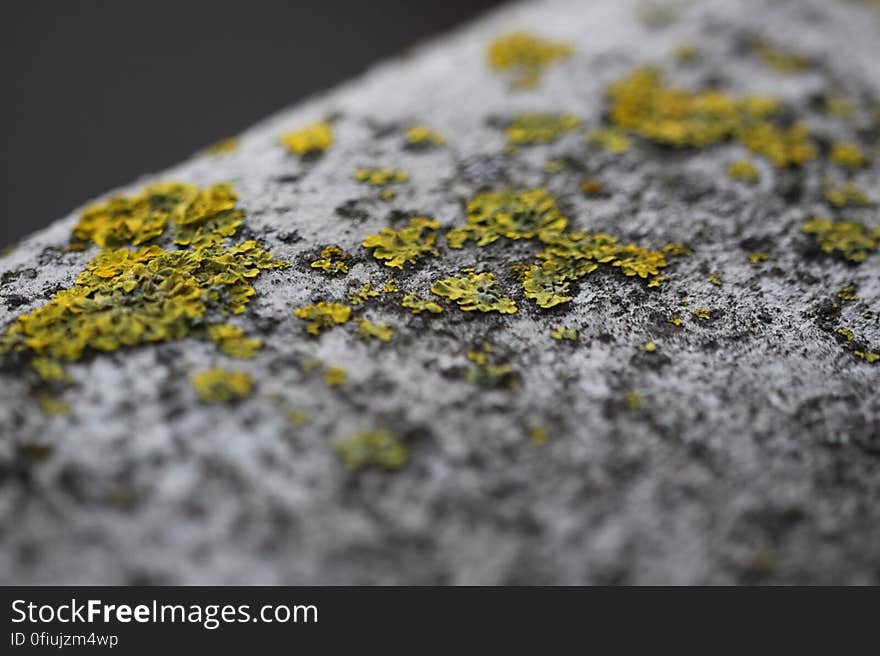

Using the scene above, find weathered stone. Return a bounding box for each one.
[1,0,879,584]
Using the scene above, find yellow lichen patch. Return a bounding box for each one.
[624,390,642,410]
[286,409,310,427]
[354,318,393,342]
[349,283,380,306]
[191,368,253,403]
[362,217,440,269]
[523,264,571,308]
[487,31,572,88]
[203,137,238,155]
[208,323,261,358]
[707,275,723,286]
[802,218,880,263]
[825,97,855,118]
[738,122,816,168]
[669,316,683,326]
[587,128,632,153]
[836,327,855,341]
[580,179,605,196]
[431,271,517,314]
[447,188,567,248]
[728,160,759,183]
[829,142,868,169]
[379,189,396,202]
[280,121,333,157]
[334,430,408,470]
[837,285,859,302]
[37,392,70,417]
[662,242,692,257]
[755,41,812,73]
[310,245,349,275]
[74,182,238,248]
[692,307,711,320]
[506,113,581,145]
[528,424,549,446]
[32,357,66,382]
[401,292,443,315]
[855,351,879,364]
[825,181,873,207]
[748,251,770,264]
[551,326,577,341]
[354,168,408,186]
[324,366,347,387]
[293,302,352,335]
[673,43,698,63]
[405,125,445,148]
[642,341,658,352]
[383,279,399,293]
[465,346,516,388]
[610,244,668,279]
[2,187,286,380]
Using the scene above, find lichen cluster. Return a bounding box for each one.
[405,125,445,148]
[280,121,333,157]
[506,113,581,144]
[487,31,573,88]
[2,183,286,380]
[362,217,440,269]
[431,271,517,314]
[310,245,350,275]
[802,218,880,263]
[293,302,352,335]
[334,430,408,470]
[191,368,254,403]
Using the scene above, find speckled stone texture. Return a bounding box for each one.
[1,0,879,584]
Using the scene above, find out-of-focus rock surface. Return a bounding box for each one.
[1,0,878,584]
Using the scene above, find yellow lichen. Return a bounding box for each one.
[673,43,698,63]
[506,113,581,144]
[528,424,549,446]
[354,168,408,186]
[208,323,262,358]
[669,316,683,326]
[383,279,399,293]
[286,410,311,427]
[587,128,632,153]
[825,97,855,117]
[447,188,567,248]
[465,346,516,387]
[203,137,238,155]
[431,271,517,314]
[824,181,872,208]
[707,275,723,286]
[354,318,393,342]
[334,430,408,470]
[692,307,711,320]
[191,368,253,403]
[802,218,880,263]
[755,41,812,73]
[837,286,859,302]
[401,292,443,315]
[854,351,879,364]
[362,217,440,269]
[829,142,868,169]
[580,179,605,196]
[37,392,70,417]
[487,31,572,88]
[748,251,770,264]
[280,121,333,157]
[738,122,816,168]
[324,366,347,387]
[523,264,571,308]
[836,328,855,341]
[349,283,380,306]
[550,326,577,341]
[2,183,285,380]
[405,125,445,147]
[728,160,759,183]
[293,302,352,335]
[624,391,642,410]
[310,245,349,275]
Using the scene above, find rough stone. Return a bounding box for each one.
[1,0,879,584]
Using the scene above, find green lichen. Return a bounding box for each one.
[334,430,408,470]
[431,271,517,314]
[191,368,254,403]
[310,245,350,275]
[293,302,352,335]
[802,218,880,263]
[362,217,440,269]
[506,113,581,145]
[2,183,285,381]
[487,32,572,88]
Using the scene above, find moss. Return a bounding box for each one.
[447,189,567,248]
[401,292,443,315]
[334,430,408,470]
[2,183,285,381]
[362,217,440,269]
[349,283,380,306]
[280,121,333,157]
[523,264,571,308]
[506,113,581,144]
[728,160,759,183]
[191,368,253,403]
[293,302,352,335]
[405,125,445,148]
[487,31,572,88]
[354,168,408,186]
[829,142,869,169]
[354,317,393,342]
[431,271,517,314]
[550,326,577,341]
[310,245,350,275]
[323,366,347,387]
[802,218,879,262]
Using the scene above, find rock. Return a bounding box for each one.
[1,0,879,584]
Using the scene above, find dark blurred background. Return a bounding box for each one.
[0,0,504,248]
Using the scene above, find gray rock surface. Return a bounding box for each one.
[1,0,879,584]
